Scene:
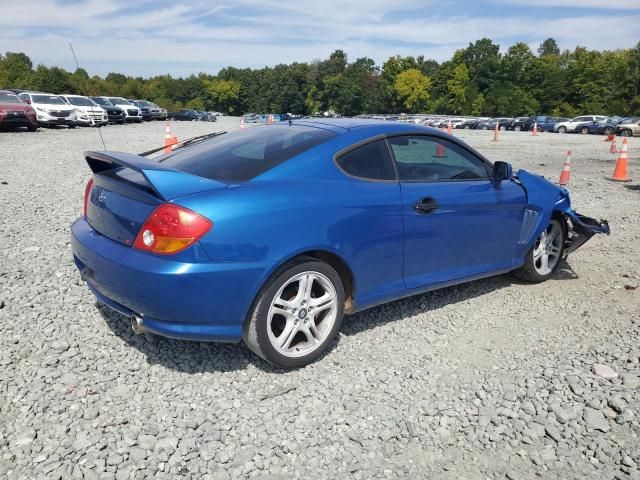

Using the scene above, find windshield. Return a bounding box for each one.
[91,97,113,106]
[160,125,336,182]
[109,97,131,105]
[67,96,95,106]
[32,95,66,105]
[0,92,23,103]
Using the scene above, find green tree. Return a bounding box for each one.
[393,68,431,112]
[204,79,241,114]
[447,63,470,114]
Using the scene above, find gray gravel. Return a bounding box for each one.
[1,120,639,479]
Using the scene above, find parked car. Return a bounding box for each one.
[0,90,38,131]
[616,118,640,137]
[133,100,166,120]
[89,97,126,124]
[196,110,217,122]
[129,100,153,121]
[508,117,530,131]
[71,119,609,368]
[554,115,607,133]
[480,118,513,131]
[18,92,77,128]
[168,109,203,121]
[106,97,142,123]
[59,95,108,127]
[458,119,482,129]
[572,117,621,136]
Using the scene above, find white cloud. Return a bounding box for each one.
[0,0,638,77]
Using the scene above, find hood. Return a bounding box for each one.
[33,103,74,111]
[0,103,33,112]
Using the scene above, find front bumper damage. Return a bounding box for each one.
[562,210,610,256]
[515,169,609,258]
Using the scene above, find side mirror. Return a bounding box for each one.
[492,161,512,183]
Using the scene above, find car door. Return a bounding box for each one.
[387,135,527,289]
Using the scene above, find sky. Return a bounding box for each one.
[1,0,640,78]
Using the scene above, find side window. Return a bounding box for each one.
[388,136,489,182]
[335,139,396,181]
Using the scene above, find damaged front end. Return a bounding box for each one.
[516,170,610,257]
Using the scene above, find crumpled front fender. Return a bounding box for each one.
[516,170,609,256]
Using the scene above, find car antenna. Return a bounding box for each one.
[69,43,107,151]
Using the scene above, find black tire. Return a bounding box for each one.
[514,126,522,132]
[557,126,567,134]
[512,218,566,283]
[579,127,590,135]
[603,127,614,136]
[243,258,345,368]
[68,124,77,129]
[500,125,507,131]
[620,129,632,137]
[27,125,38,132]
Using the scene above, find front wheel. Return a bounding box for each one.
[512,219,565,283]
[244,259,345,368]
[579,127,590,135]
[514,126,522,131]
[557,126,567,134]
[603,127,614,136]
[620,129,632,137]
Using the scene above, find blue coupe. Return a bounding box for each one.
[71,119,609,368]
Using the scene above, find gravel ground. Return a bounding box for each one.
[1,120,639,480]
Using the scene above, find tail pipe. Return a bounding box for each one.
[130,315,149,335]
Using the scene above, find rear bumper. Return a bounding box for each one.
[71,218,266,342]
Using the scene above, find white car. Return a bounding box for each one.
[59,95,108,126]
[18,92,77,128]
[554,115,607,133]
[105,97,142,123]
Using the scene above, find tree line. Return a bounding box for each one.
[1,38,639,117]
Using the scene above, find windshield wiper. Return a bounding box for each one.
[138,130,227,157]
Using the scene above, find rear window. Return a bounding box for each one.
[160,125,335,182]
[0,92,22,103]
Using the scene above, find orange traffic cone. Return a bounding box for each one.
[163,122,178,154]
[605,133,615,142]
[447,120,453,135]
[240,118,245,129]
[610,138,631,182]
[609,137,618,154]
[559,150,572,186]
[532,123,539,136]
[433,143,447,158]
[492,122,499,142]
[267,114,275,125]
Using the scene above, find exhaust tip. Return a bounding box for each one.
[130,315,148,335]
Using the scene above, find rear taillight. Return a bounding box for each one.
[83,178,94,217]
[133,204,212,255]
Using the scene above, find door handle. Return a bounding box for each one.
[414,197,438,214]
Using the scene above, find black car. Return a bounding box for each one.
[480,118,513,131]
[128,101,152,121]
[134,100,166,120]
[167,109,202,121]
[458,119,482,129]
[89,97,125,124]
[509,117,531,131]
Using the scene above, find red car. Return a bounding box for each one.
[0,90,38,131]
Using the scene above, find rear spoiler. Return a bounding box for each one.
[84,150,226,201]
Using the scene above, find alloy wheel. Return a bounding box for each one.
[267,271,338,358]
[532,220,563,275]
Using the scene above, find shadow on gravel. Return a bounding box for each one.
[624,184,640,191]
[96,262,577,373]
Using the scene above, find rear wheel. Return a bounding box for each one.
[514,125,522,132]
[512,219,565,283]
[620,129,632,137]
[579,127,590,134]
[244,259,345,368]
[500,125,507,131]
[603,127,614,136]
